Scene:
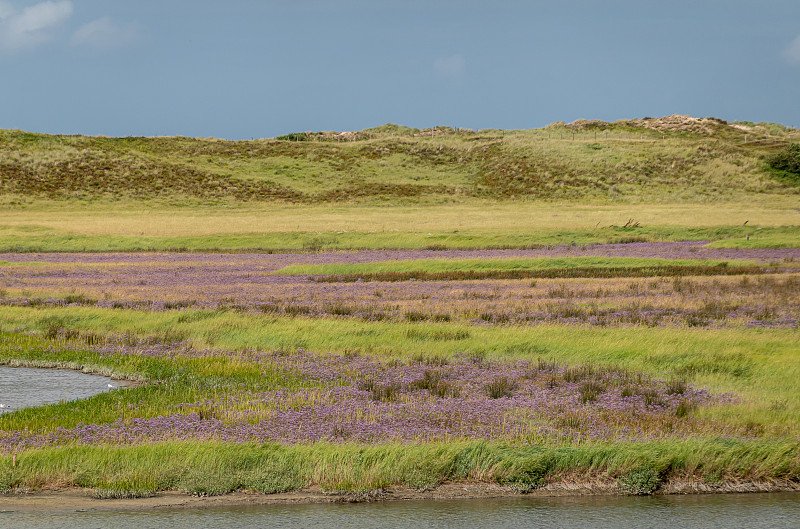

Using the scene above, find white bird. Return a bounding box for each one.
[0,403,11,409]
[107,383,117,389]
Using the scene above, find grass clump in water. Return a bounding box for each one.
[91,487,158,499]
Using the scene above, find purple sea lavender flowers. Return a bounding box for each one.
[0,346,738,452]
[1,245,797,328]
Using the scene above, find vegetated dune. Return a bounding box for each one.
[0,115,798,205]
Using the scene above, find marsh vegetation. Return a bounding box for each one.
[0,118,798,499]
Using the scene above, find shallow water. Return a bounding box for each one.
[2,493,799,529]
[0,366,119,413]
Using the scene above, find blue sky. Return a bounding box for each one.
[1,0,799,139]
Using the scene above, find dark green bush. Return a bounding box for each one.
[246,468,305,494]
[276,132,309,141]
[767,144,800,183]
[617,467,662,495]
[500,468,547,493]
[0,469,13,493]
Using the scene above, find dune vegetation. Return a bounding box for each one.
[2,117,798,206]
[1,115,799,252]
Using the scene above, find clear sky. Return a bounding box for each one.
[1,0,799,139]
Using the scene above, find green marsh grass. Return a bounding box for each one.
[2,439,799,495]
[0,330,310,432]
[275,256,764,279]
[0,306,798,436]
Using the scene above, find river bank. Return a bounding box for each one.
[3,480,800,512]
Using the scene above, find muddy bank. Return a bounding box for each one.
[2,481,799,512]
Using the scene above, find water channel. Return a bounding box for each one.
[0,366,120,413]
[2,493,798,529]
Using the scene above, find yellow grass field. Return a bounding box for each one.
[2,201,796,237]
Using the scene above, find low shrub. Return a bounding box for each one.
[767,143,800,177]
[500,468,547,493]
[246,468,306,494]
[617,467,662,495]
[91,487,158,499]
[178,471,241,497]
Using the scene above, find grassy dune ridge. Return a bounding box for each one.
[1,118,798,206]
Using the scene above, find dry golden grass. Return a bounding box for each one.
[1,201,797,237]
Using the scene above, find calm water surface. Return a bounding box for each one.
[0,366,118,412]
[3,493,799,529]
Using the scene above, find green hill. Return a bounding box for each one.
[1,115,798,206]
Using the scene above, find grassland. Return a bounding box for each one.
[275,256,764,277]
[0,116,799,500]
[1,115,799,252]
[0,201,797,252]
